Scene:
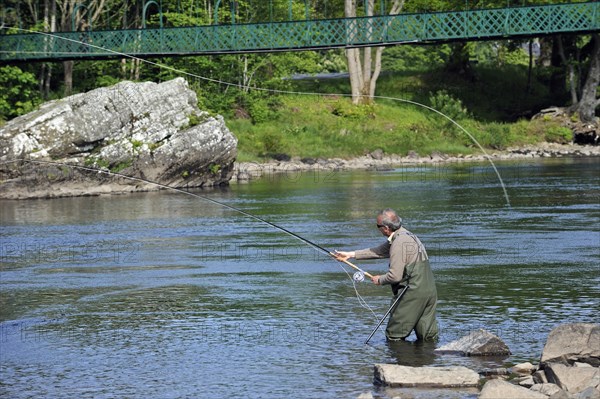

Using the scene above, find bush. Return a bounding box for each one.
[260,130,285,155]
[428,90,469,121]
[0,66,41,120]
[486,123,515,150]
[545,126,572,144]
[331,99,376,119]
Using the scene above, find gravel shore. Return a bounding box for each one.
[231,143,600,183]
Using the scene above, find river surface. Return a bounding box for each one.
[1,157,599,398]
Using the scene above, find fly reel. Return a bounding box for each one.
[353,271,365,283]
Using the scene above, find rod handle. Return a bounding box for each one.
[329,252,374,279]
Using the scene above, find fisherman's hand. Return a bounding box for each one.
[333,250,355,261]
[371,275,381,285]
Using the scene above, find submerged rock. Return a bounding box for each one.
[435,329,511,356]
[0,78,237,199]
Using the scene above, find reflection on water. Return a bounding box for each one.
[1,157,598,398]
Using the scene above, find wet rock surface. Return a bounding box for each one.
[369,323,599,399]
[434,329,511,356]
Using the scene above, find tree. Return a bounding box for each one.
[57,0,107,95]
[0,66,41,121]
[571,33,600,123]
[344,0,405,105]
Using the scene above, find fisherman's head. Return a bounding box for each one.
[376,208,402,237]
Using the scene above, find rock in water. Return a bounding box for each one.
[373,364,480,387]
[0,78,237,199]
[540,323,600,367]
[434,329,511,356]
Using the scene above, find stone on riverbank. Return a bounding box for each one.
[374,364,480,388]
[478,324,600,399]
[479,379,548,399]
[0,78,237,199]
[540,323,600,367]
[544,363,600,394]
[230,142,600,184]
[434,329,511,356]
[513,362,537,375]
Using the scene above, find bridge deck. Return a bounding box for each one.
[1,2,598,62]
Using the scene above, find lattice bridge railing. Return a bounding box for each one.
[1,1,598,62]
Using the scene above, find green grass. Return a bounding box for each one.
[226,65,567,162]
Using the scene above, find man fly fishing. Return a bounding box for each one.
[335,208,439,342]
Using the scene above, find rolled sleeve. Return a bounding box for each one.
[354,242,390,260]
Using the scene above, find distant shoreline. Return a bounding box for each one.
[231,142,600,183]
[1,143,597,200]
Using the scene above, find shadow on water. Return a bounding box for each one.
[386,339,438,367]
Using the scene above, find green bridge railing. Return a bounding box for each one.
[1,2,598,62]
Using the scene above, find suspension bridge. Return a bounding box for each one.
[0,1,598,62]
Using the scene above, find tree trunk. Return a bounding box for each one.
[344,0,405,105]
[63,60,73,95]
[369,46,384,98]
[346,47,363,104]
[446,42,472,77]
[549,36,566,100]
[526,40,533,95]
[573,33,600,123]
[41,0,57,99]
[537,37,552,67]
[556,35,578,105]
[345,0,363,104]
[58,0,107,96]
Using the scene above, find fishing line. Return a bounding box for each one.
[0,158,380,319]
[1,25,511,320]
[1,26,510,207]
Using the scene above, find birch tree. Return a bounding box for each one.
[345,0,405,104]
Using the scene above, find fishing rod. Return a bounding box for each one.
[364,285,409,345]
[0,158,372,281]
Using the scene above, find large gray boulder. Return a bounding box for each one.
[541,324,600,367]
[374,364,480,388]
[435,329,511,356]
[0,78,237,199]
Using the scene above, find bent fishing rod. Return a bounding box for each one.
[1,158,372,279]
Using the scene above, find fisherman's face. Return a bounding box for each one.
[376,216,392,237]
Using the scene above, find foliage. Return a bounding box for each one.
[0,66,41,120]
[244,93,280,124]
[3,0,589,159]
[545,125,573,144]
[382,45,450,72]
[330,99,376,119]
[428,90,469,121]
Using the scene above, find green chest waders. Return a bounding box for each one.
[385,233,439,342]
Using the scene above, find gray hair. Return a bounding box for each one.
[378,208,402,231]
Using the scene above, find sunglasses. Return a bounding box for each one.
[376,224,386,228]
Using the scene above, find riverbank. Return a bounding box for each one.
[2,142,597,200]
[231,142,600,183]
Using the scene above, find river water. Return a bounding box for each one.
[1,157,598,398]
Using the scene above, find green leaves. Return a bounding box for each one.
[428,90,469,121]
[0,66,41,121]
